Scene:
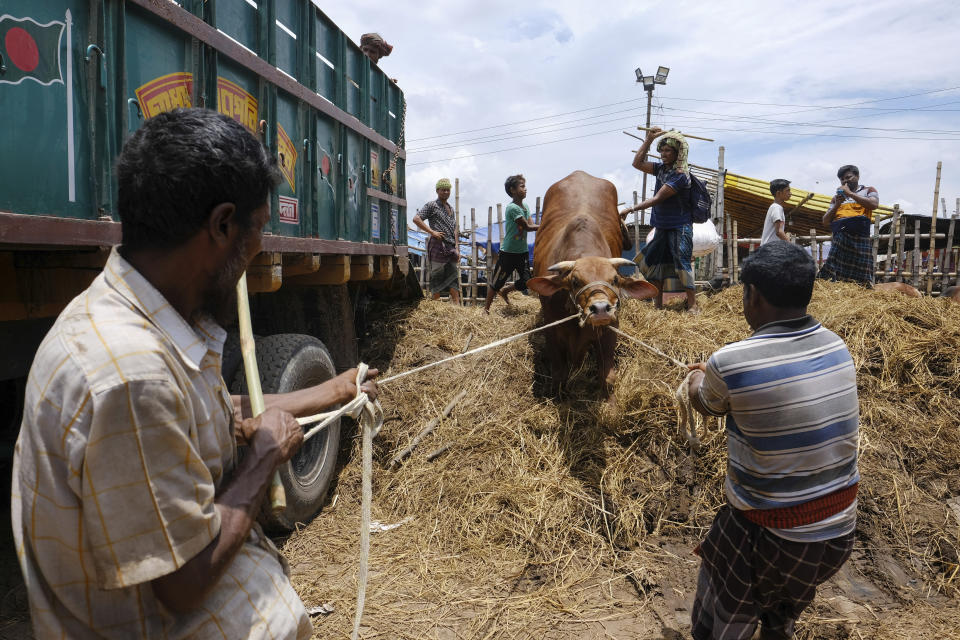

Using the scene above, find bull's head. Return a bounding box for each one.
[527,257,659,326]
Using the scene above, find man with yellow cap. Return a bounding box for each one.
[413,178,461,303]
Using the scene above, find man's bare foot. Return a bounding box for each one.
[686,305,701,315]
[499,289,512,305]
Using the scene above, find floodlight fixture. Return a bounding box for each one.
[635,67,643,83]
[642,75,655,90]
[655,66,669,84]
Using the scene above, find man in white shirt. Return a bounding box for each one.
[761,178,792,245]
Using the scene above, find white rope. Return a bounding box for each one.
[377,313,580,385]
[609,326,688,370]
[675,372,702,451]
[351,369,377,640]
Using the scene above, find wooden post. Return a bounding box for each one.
[936,198,948,280]
[810,229,818,269]
[716,146,726,230]
[889,204,901,282]
[943,213,957,291]
[927,162,942,295]
[898,208,908,282]
[912,219,921,288]
[871,216,881,280]
[725,215,732,284]
[454,178,462,304]
[496,203,504,244]
[470,207,478,305]
[633,190,640,252]
[733,220,740,284]
[486,206,493,273]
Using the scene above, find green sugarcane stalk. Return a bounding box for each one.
[236,272,286,513]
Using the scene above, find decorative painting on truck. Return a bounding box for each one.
[278,195,299,224]
[276,123,298,193]
[134,73,258,135]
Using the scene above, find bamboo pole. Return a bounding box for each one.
[898,207,908,282]
[236,273,286,513]
[943,213,957,291]
[633,190,640,251]
[890,204,901,282]
[927,162,942,295]
[871,216,881,281]
[912,220,921,288]
[716,147,726,280]
[470,207,478,305]
[496,203,504,244]
[810,228,818,269]
[725,214,733,284]
[454,178,462,304]
[486,206,493,277]
[733,220,740,284]
[635,125,714,142]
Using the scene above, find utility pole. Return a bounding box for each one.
[635,66,669,201]
[642,87,652,200]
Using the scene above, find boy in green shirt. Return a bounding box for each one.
[484,174,539,313]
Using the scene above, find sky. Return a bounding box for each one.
[321,0,960,227]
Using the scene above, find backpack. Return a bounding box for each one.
[683,173,713,224]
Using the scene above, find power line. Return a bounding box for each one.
[407,85,960,145]
[656,104,960,135]
[408,101,960,156]
[406,97,645,143]
[407,106,649,152]
[655,87,960,112]
[407,124,960,167]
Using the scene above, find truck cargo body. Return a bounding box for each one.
[0,0,411,531]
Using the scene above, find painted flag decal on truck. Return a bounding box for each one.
[0,14,65,86]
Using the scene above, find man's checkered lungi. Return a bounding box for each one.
[817,228,874,286]
[692,506,854,640]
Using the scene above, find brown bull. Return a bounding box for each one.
[943,285,960,302]
[527,171,658,398]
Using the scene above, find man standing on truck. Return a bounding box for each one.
[11,108,377,639]
[413,178,462,303]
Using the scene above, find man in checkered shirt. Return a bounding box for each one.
[11,108,377,639]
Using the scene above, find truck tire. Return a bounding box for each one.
[231,333,341,532]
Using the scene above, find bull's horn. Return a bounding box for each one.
[608,258,636,269]
[547,261,576,272]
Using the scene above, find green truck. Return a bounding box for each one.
[0,0,410,530]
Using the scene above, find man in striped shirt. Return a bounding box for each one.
[686,241,859,639]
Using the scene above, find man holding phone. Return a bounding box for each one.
[818,164,879,285]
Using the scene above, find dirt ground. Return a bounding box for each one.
[3,284,959,639]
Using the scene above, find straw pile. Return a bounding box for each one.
[282,281,960,639]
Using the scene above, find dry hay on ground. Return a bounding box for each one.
[283,281,960,639]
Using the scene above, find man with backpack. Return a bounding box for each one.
[622,127,706,313]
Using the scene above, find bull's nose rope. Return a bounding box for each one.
[609,326,688,370]
[376,313,581,385]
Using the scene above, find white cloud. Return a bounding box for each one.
[324,0,960,223]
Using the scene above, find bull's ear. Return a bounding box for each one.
[620,277,659,301]
[527,275,565,297]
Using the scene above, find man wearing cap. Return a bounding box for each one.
[413,179,461,303]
